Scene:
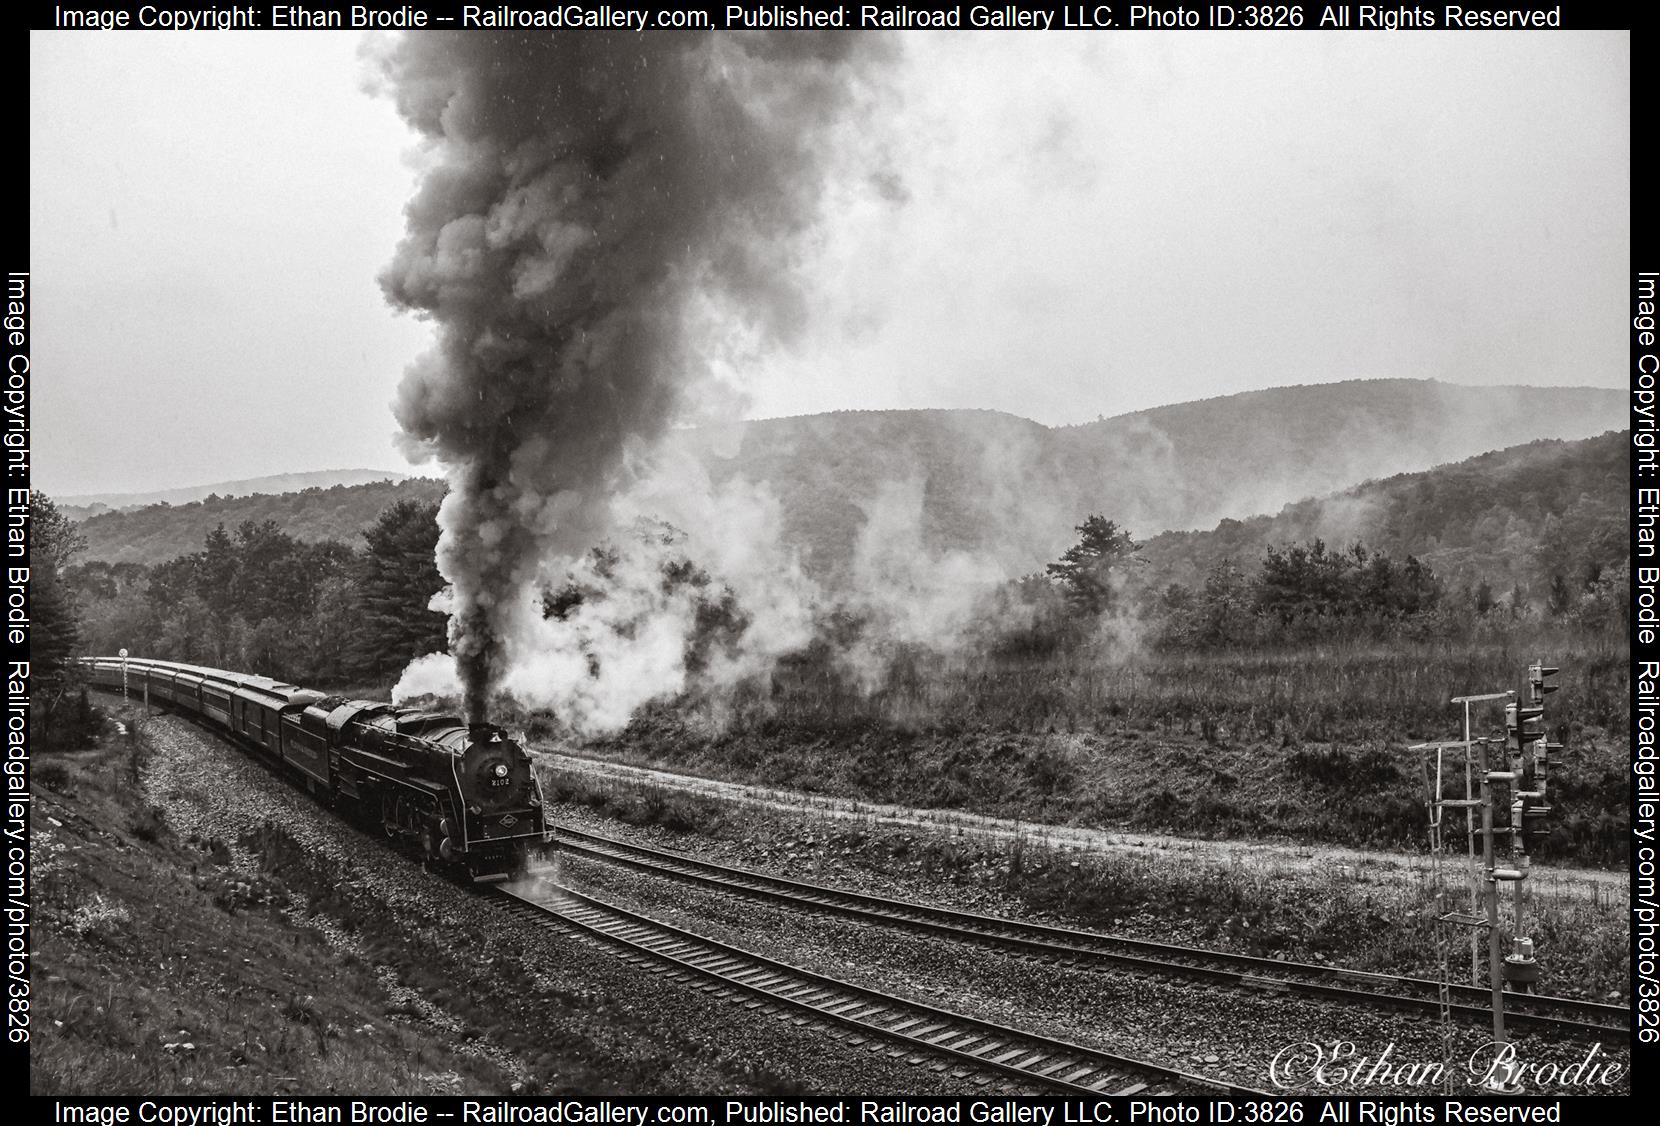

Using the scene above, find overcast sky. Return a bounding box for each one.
[30,30,1628,497]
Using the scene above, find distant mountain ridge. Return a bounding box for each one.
[59,469,410,518]
[69,379,1623,571]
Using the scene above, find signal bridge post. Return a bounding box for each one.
[1414,661,1562,1094]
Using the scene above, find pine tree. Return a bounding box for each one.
[354,500,447,678]
[1044,516,1138,616]
[29,494,85,683]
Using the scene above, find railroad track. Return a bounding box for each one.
[553,824,1629,1039]
[497,874,1265,1096]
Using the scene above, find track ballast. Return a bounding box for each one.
[553,823,1628,1040]
[498,872,1266,1096]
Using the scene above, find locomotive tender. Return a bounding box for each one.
[81,655,550,882]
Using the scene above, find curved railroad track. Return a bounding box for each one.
[497,874,1266,1096]
[552,824,1628,1039]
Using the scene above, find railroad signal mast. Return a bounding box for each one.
[1415,659,1564,1094]
[1500,662,1562,996]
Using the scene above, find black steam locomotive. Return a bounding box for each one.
[81,656,550,882]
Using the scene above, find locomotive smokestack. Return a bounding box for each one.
[376,31,891,724]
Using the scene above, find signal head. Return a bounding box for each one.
[1508,703,1546,744]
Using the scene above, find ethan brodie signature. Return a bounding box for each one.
[1268,1040,1624,1090]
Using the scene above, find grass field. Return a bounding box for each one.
[532,628,1628,867]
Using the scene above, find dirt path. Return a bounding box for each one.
[534,747,1628,898]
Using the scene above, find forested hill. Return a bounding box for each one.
[74,479,447,566]
[60,468,409,518]
[1136,429,1629,597]
[68,378,1621,570]
[668,380,1621,576]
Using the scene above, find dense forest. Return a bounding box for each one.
[65,499,447,689]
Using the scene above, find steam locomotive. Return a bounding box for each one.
[81,656,550,882]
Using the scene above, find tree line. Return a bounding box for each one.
[989,514,1627,659]
[60,501,758,696]
[63,497,448,688]
[39,496,1629,703]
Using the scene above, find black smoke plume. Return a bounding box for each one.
[377,32,890,721]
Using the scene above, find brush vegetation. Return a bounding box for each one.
[548,620,1629,867]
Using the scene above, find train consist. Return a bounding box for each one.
[81,656,550,882]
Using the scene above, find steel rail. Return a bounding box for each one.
[553,824,1627,1039]
[497,877,1266,1096]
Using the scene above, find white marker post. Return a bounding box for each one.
[119,648,129,703]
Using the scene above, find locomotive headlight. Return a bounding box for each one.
[494,764,509,778]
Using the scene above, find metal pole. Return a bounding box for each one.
[1431,744,1454,1095]
[1464,702,1479,985]
[1480,739,1505,1050]
[1452,690,1514,990]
